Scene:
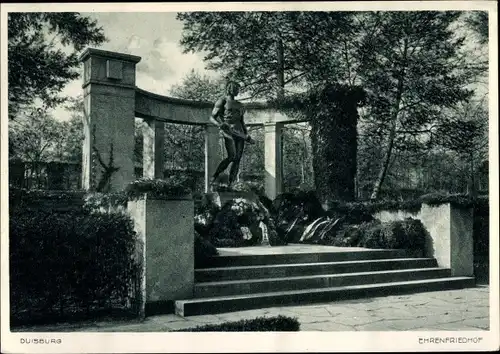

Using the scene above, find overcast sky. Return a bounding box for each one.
[51,10,489,121]
[52,12,213,120]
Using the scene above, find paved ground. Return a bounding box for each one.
[13,285,489,332]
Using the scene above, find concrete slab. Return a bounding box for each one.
[217,244,376,256]
[13,286,489,332]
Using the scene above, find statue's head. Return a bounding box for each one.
[226,80,240,97]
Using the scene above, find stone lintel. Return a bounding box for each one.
[79,48,142,64]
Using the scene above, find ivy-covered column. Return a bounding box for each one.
[80,48,141,192]
[310,86,364,204]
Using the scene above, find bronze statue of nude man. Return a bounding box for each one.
[209,80,255,188]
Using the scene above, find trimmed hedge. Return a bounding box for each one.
[10,208,141,326]
[125,177,192,200]
[83,192,128,214]
[327,199,422,215]
[173,315,300,332]
[324,193,486,216]
[9,188,85,213]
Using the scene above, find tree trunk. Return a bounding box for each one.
[468,151,477,197]
[276,37,285,101]
[301,159,305,184]
[370,117,398,200]
[370,40,408,201]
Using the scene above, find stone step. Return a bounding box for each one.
[202,249,411,268]
[195,258,438,282]
[175,277,475,316]
[194,268,451,298]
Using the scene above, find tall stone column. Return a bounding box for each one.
[143,118,165,179]
[264,123,284,199]
[80,48,141,192]
[205,125,222,192]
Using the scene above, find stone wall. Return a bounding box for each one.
[373,203,474,277]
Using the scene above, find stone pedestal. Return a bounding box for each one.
[80,49,141,192]
[420,203,474,276]
[127,194,194,316]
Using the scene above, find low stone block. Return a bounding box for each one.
[420,203,474,276]
[128,194,194,315]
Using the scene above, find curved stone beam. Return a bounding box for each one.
[135,88,307,126]
[135,88,212,125]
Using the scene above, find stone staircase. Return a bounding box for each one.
[175,248,475,317]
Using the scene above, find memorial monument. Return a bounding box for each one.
[209,80,255,190]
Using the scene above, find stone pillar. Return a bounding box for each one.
[128,194,194,314]
[264,123,284,199]
[205,125,222,192]
[143,118,165,179]
[420,203,474,276]
[80,48,141,192]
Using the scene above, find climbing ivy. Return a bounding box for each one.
[272,83,365,203]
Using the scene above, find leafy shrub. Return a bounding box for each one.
[10,208,140,325]
[356,221,386,249]
[207,198,284,247]
[125,177,192,200]
[194,231,219,268]
[272,191,325,243]
[397,218,428,251]
[258,194,275,214]
[320,218,427,253]
[194,193,221,236]
[267,216,286,246]
[173,315,300,332]
[326,220,372,247]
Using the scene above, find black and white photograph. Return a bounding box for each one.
[1,2,498,353]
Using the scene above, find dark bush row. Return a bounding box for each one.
[194,231,219,268]
[173,315,300,332]
[472,197,489,283]
[10,208,141,326]
[9,188,85,213]
[320,218,428,253]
